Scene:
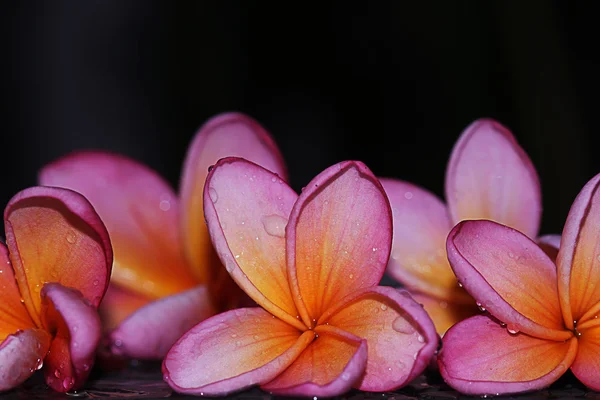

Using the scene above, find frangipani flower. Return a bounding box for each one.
[380,119,547,334]
[163,159,437,397]
[0,187,112,392]
[39,112,287,359]
[439,173,600,395]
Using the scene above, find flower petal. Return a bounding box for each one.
[410,292,478,335]
[0,244,35,341]
[163,308,313,396]
[445,119,541,238]
[571,323,600,391]
[537,234,561,262]
[0,328,50,392]
[447,220,569,340]
[99,284,152,332]
[204,158,301,329]
[4,187,112,326]
[107,286,215,359]
[287,161,392,327]
[380,178,470,304]
[557,173,600,328]
[439,315,577,396]
[179,112,287,287]
[40,283,101,392]
[39,152,196,299]
[318,287,437,391]
[261,326,367,397]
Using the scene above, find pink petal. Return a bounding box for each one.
[447,220,570,340]
[0,329,51,392]
[179,112,287,286]
[556,173,600,328]
[203,158,302,329]
[318,287,437,391]
[439,315,577,396]
[163,308,313,396]
[261,327,367,397]
[445,119,541,238]
[287,161,392,327]
[107,286,215,359]
[40,283,102,392]
[379,178,470,303]
[571,323,600,391]
[4,186,112,326]
[537,234,561,262]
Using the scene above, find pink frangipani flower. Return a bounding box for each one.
[0,187,112,392]
[162,159,437,397]
[39,113,286,359]
[439,173,600,395]
[380,119,557,334]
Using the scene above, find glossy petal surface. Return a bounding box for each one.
[447,220,567,339]
[204,158,300,327]
[439,315,577,395]
[39,152,195,299]
[571,323,600,391]
[41,283,101,392]
[261,328,366,397]
[446,119,541,238]
[108,286,215,359]
[409,292,478,336]
[0,329,51,392]
[557,173,600,326]
[4,187,112,325]
[287,162,392,326]
[180,112,287,286]
[0,244,34,341]
[163,308,311,396]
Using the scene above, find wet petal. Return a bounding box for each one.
[287,161,392,327]
[319,287,437,391]
[107,286,215,359]
[571,323,600,391]
[439,315,577,396]
[261,326,367,397]
[410,292,478,336]
[39,152,196,299]
[447,220,569,340]
[41,283,101,392]
[0,244,35,341]
[163,308,312,396]
[446,119,541,238]
[179,112,287,287]
[380,178,470,303]
[557,173,600,327]
[99,284,152,332]
[0,329,50,392]
[204,158,301,328]
[4,187,112,325]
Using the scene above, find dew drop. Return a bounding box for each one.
[392,317,415,334]
[253,335,259,340]
[159,199,171,211]
[208,188,219,203]
[66,232,77,244]
[457,281,463,288]
[93,279,99,286]
[35,358,43,370]
[54,369,61,378]
[341,372,351,381]
[63,377,74,390]
[231,333,237,338]
[404,191,413,200]
[439,301,448,309]
[262,215,287,238]
[476,302,486,312]
[236,341,241,346]
[417,335,425,343]
[507,325,519,335]
[208,165,214,172]
[372,247,378,252]
[380,304,388,311]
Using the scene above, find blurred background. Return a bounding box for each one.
[1,1,598,235]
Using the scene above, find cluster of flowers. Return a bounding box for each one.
[1,113,598,397]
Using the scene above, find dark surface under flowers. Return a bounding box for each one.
[0,361,595,400]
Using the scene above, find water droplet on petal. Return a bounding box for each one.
[404,191,413,200]
[380,304,388,311]
[54,369,61,378]
[63,377,74,390]
[417,335,425,343]
[507,325,519,335]
[262,215,287,238]
[208,188,219,203]
[392,317,415,334]
[66,231,77,244]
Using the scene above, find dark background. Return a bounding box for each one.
[1,1,598,236]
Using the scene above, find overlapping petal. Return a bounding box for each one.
[0,244,34,341]
[180,112,288,285]
[439,315,577,395]
[4,187,112,326]
[107,286,215,359]
[287,161,392,327]
[571,323,600,391]
[163,308,313,396]
[380,178,469,303]
[98,285,151,332]
[319,287,437,391]
[410,292,478,336]
[39,152,195,299]
[261,328,367,397]
[203,158,301,328]
[445,119,541,237]
[0,329,51,392]
[447,220,569,340]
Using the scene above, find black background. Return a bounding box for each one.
[1,1,598,236]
